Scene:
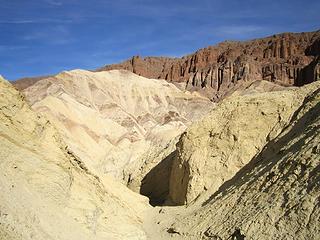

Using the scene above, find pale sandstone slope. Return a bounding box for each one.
[22,69,212,202]
[0,76,151,240]
[3,69,319,240]
[164,81,320,239]
[169,81,320,205]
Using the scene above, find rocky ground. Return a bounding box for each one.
[0,76,151,240]
[162,81,320,240]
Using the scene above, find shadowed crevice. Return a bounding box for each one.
[140,151,176,206]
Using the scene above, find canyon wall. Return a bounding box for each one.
[168,81,320,205]
[165,81,320,239]
[100,30,320,99]
[0,76,150,240]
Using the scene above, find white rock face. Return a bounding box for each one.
[0,77,151,240]
[22,69,213,202]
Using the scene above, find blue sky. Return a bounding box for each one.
[0,0,319,80]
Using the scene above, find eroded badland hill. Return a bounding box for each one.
[1,30,320,240]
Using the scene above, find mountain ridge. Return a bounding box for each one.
[13,30,320,101]
[99,30,320,99]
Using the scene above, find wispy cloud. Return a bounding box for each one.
[213,25,268,39]
[217,25,264,35]
[105,0,210,19]
[22,25,74,45]
[0,45,29,52]
[0,18,74,24]
[0,20,37,24]
[43,0,63,6]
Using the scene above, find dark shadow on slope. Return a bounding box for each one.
[202,87,320,206]
[140,151,176,206]
[295,56,320,86]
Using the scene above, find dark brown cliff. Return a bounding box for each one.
[99,30,320,99]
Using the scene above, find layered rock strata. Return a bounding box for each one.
[0,76,150,240]
[21,69,213,203]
